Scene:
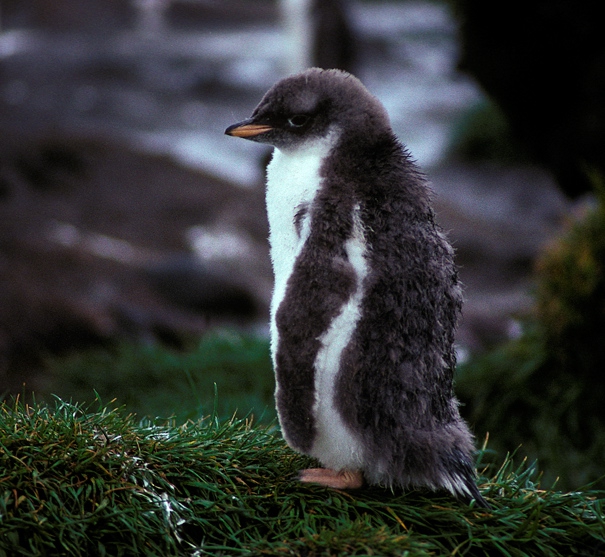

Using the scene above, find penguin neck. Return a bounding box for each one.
[265,130,340,248]
[268,128,340,180]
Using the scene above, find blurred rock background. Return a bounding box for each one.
[0,0,570,389]
[1,0,603,488]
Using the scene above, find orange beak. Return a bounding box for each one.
[225,121,273,138]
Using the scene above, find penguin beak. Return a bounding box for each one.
[225,119,273,138]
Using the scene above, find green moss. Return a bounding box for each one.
[536,192,605,379]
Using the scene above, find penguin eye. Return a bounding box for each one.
[287,114,310,128]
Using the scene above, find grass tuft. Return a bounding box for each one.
[0,397,603,556]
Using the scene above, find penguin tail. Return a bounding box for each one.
[442,449,491,510]
[455,477,491,510]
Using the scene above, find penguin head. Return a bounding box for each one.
[225,68,391,151]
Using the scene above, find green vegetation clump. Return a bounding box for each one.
[535,191,605,385]
[42,330,276,423]
[0,397,603,556]
[457,185,605,490]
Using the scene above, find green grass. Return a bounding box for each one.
[39,326,605,493]
[41,330,276,423]
[1,397,603,556]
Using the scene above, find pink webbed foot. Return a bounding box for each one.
[298,467,364,490]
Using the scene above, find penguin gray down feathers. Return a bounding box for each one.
[225,68,489,509]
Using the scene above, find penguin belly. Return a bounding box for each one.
[309,206,368,472]
[266,135,367,469]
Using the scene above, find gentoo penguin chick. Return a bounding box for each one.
[225,68,489,508]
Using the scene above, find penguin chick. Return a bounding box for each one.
[225,68,489,509]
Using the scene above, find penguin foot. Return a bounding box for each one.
[298,468,364,490]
